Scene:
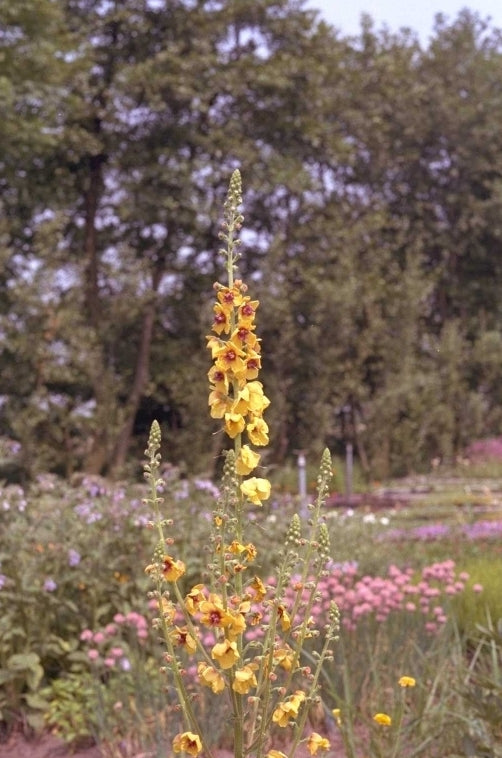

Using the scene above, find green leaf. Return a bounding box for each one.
[24,692,49,710]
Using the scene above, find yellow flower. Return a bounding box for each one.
[373,712,392,726]
[228,540,257,562]
[197,662,226,693]
[398,675,416,688]
[232,325,257,348]
[211,638,240,669]
[156,597,176,623]
[272,691,305,727]
[212,303,231,335]
[273,645,295,671]
[170,626,197,654]
[208,365,229,393]
[161,555,186,582]
[240,477,271,505]
[247,416,269,446]
[172,732,202,756]
[224,412,246,439]
[232,664,257,694]
[266,752,287,758]
[226,609,246,640]
[215,342,246,376]
[236,444,261,475]
[277,604,291,631]
[199,594,234,629]
[206,334,222,359]
[244,353,261,380]
[246,381,271,414]
[250,575,267,601]
[208,390,230,419]
[332,708,342,727]
[307,733,330,755]
[184,584,206,615]
[238,298,259,326]
[231,385,251,415]
[217,285,244,310]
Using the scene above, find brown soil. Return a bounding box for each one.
[0,731,350,758]
[0,732,101,758]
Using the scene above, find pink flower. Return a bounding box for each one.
[93,632,105,644]
[87,649,99,661]
[473,583,483,593]
[80,629,93,642]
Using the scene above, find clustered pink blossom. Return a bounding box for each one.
[80,610,150,669]
[249,560,482,638]
[310,560,479,633]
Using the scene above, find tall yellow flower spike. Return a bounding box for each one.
[207,168,271,501]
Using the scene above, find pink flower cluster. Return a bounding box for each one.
[308,559,479,634]
[80,611,149,670]
[247,560,482,638]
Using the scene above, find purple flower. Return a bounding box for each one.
[43,578,57,592]
[68,549,81,567]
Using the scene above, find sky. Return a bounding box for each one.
[307,0,502,43]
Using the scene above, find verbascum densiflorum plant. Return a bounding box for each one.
[143,170,339,758]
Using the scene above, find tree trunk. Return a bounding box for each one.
[82,150,110,474]
[110,268,163,477]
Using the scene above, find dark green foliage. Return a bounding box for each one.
[2,2,502,477]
